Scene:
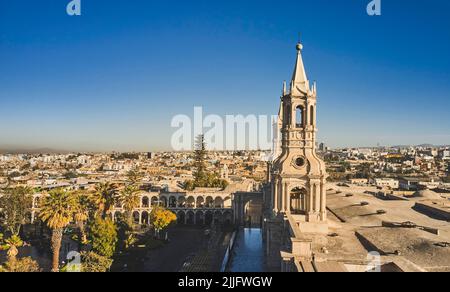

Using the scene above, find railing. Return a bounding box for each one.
[286,213,302,239]
[220,230,237,272]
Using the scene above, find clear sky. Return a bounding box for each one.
[1,0,449,152]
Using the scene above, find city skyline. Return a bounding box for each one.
[1,0,450,152]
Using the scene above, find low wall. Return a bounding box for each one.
[414,203,450,221]
[220,231,237,272]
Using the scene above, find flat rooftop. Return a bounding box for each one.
[321,183,450,272]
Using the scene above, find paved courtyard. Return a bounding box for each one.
[143,226,209,272]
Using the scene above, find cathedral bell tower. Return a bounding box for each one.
[271,42,328,231]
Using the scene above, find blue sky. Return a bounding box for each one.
[1,0,449,152]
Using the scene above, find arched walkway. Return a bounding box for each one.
[177,211,186,225]
[234,192,264,227]
[205,196,214,208]
[290,188,307,214]
[205,211,213,226]
[186,196,195,208]
[196,211,204,225]
[186,211,195,224]
[178,197,186,208]
[141,211,149,225]
[196,197,205,208]
[142,196,150,208]
[214,197,224,208]
[151,196,159,207]
[133,211,141,225]
[169,196,177,208]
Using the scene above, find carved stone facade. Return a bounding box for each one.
[270,42,328,233]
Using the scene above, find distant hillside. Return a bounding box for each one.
[0,147,71,154]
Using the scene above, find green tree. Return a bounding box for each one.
[150,207,177,238]
[183,180,195,191]
[0,257,41,273]
[193,134,207,186]
[183,136,228,191]
[91,182,117,219]
[73,192,90,244]
[0,235,23,263]
[80,251,113,272]
[89,217,118,258]
[39,190,77,272]
[117,185,140,226]
[126,167,143,187]
[0,186,33,236]
[116,219,135,251]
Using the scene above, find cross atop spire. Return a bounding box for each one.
[291,42,309,94]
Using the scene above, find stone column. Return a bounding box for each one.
[273,179,278,212]
[283,182,289,213]
[320,181,326,221]
[315,184,320,214]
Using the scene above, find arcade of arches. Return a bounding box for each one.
[29,191,263,227]
[112,193,234,226]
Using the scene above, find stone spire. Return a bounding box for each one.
[291,42,310,95]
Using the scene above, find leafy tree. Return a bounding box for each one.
[183,180,195,191]
[117,185,140,226]
[73,193,90,244]
[91,182,117,219]
[0,235,23,263]
[80,251,113,272]
[0,257,41,272]
[150,207,176,238]
[39,190,77,272]
[0,186,33,236]
[116,219,135,251]
[89,217,118,258]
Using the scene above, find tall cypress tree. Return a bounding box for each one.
[193,134,207,186]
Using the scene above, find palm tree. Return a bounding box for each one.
[91,182,117,219]
[39,190,76,272]
[126,167,143,187]
[117,185,140,226]
[73,192,90,244]
[1,235,23,263]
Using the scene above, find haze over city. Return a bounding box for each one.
[1,0,449,152]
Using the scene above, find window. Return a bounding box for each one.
[310,105,314,125]
[296,106,304,128]
[284,105,291,125]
